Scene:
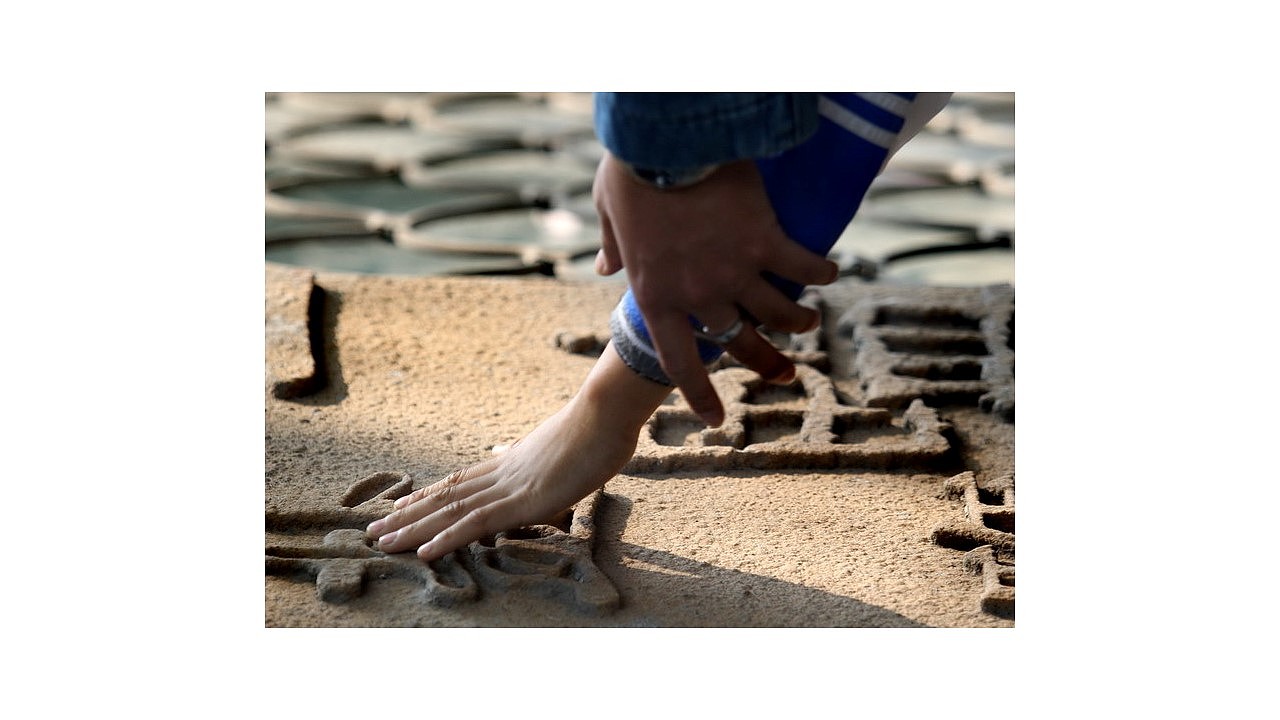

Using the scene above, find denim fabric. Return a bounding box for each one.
[593,93,819,171]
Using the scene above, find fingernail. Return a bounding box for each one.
[417,542,435,561]
[366,519,385,537]
[393,496,410,509]
[378,530,398,548]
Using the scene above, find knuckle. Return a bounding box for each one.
[462,506,495,534]
[465,505,491,526]
[773,308,810,333]
[427,483,455,507]
[681,283,719,309]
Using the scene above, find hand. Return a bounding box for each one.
[592,152,838,427]
[366,343,670,562]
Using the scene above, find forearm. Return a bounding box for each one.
[572,339,674,433]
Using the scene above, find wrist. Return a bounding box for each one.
[574,343,673,432]
[617,159,720,191]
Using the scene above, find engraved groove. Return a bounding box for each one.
[340,471,412,508]
[840,287,1013,416]
[933,471,1016,617]
[265,487,617,615]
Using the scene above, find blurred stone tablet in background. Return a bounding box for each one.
[266,231,537,277]
[878,246,1014,287]
[859,186,1014,241]
[271,122,511,172]
[396,206,600,266]
[402,148,596,202]
[411,93,595,147]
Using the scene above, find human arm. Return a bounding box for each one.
[594,92,952,426]
[592,92,837,426]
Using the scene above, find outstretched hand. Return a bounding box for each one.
[592,152,837,427]
[366,343,671,562]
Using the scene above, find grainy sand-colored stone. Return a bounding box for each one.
[265,270,1014,627]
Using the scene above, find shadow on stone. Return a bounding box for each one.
[595,493,930,628]
[292,285,347,406]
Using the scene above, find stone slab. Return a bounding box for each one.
[266,238,535,277]
[396,207,601,264]
[265,275,1015,627]
[270,123,508,173]
[885,132,1014,184]
[410,94,595,146]
[836,283,1014,420]
[879,247,1015,287]
[860,186,1015,238]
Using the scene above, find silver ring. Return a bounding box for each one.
[696,318,745,345]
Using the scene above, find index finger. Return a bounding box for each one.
[417,496,522,562]
[646,311,725,427]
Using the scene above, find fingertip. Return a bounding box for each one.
[759,352,796,385]
[821,259,839,285]
[802,307,821,333]
[768,364,796,385]
[365,518,386,538]
[417,541,440,562]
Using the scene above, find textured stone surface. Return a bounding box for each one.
[266,489,617,615]
[838,283,1014,420]
[931,470,1016,617]
[964,545,1015,618]
[627,368,953,473]
[265,273,1015,627]
[263,92,1019,626]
